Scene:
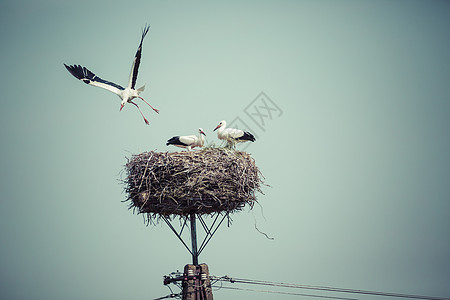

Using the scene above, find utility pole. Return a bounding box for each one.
[162,212,227,299]
[182,214,212,299]
[163,213,213,299]
[190,213,198,266]
[181,264,213,300]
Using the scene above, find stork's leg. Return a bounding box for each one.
[130,101,149,125]
[225,138,236,149]
[138,96,159,114]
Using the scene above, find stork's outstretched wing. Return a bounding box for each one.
[64,64,124,95]
[128,25,150,90]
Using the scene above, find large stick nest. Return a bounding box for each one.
[123,148,263,219]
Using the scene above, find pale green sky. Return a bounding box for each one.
[1,1,449,299]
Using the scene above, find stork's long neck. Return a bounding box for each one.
[198,133,205,147]
[218,122,227,138]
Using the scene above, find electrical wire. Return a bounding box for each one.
[153,293,180,300]
[220,286,359,300]
[165,284,174,295]
[211,276,450,300]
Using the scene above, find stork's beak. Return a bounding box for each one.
[200,130,206,136]
[213,125,220,131]
[120,103,125,111]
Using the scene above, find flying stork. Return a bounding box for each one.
[166,128,206,151]
[64,25,158,125]
[213,120,256,147]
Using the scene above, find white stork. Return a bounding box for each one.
[213,120,256,147]
[166,128,206,151]
[64,25,158,125]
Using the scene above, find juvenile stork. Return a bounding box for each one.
[166,128,206,151]
[64,25,158,125]
[213,120,256,147]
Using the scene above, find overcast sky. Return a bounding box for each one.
[0,1,449,299]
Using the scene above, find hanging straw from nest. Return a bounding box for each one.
[123,147,263,221]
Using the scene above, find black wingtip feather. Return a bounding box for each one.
[131,25,151,90]
[64,64,83,80]
[142,24,150,40]
[240,131,256,142]
[167,136,188,147]
[64,64,125,90]
[64,64,94,81]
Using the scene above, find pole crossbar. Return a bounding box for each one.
[161,212,228,264]
[179,217,188,236]
[198,212,228,255]
[161,215,193,256]
[198,214,212,235]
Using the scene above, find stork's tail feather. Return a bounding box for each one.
[137,85,145,93]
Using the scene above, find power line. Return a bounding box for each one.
[153,293,180,300]
[220,286,359,300]
[211,276,450,300]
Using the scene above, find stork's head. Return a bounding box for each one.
[119,100,126,111]
[213,120,226,131]
[198,128,206,136]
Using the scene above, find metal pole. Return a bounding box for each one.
[190,213,198,265]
